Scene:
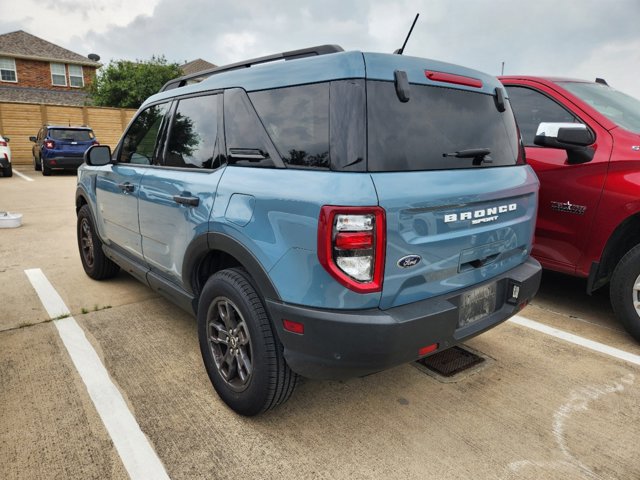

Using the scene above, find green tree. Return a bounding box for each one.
[88,55,182,108]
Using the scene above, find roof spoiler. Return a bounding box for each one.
[160,44,344,92]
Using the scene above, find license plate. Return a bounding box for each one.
[458,283,497,327]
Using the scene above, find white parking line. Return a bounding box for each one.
[510,315,640,366]
[12,169,34,182]
[25,268,171,480]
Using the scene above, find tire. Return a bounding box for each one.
[198,268,297,416]
[77,205,120,280]
[2,164,11,177]
[610,243,640,341]
[34,155,41,171]
[42,162,51,176]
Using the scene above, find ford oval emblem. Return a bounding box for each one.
[397,255,422,269]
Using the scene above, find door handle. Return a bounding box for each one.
[173,194,200,207]
[118,182,135,193]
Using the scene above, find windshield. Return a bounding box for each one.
[558,82,640,134]
[49,129,95,142]
[367,81,521,171]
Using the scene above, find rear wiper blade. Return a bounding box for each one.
[443,148,492,165]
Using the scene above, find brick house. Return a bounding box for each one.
[0,30,101,106]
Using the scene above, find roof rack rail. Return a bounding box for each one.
[160,44,344,92]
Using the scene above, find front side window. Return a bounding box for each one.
[119,103,170,164]
[505,86,579,145]
[367,81,522,171]
[68,65,84,88]
[0,57,17,82]
[51,63,66,86]
[250,84,329,169]
[165,94,218,169]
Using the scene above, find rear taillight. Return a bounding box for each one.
[0,141,6,147]
[45,140,55,149]
[318,206,385,293]
[92,140,99,146]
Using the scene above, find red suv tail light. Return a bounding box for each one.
[318,206,386,293]
[0,141,7,147]
[44,140,55,149]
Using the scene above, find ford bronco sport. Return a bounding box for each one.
[501,76,640,341]
[77,45,541,415]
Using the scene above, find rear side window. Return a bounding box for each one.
[49,129,94,142]
[250,84,329,169]
[224,88,278,168]
[367,81,521,171]
[165,94,219,169]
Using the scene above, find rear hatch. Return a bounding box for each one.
[363,54,538,309]
[49,128,95,157]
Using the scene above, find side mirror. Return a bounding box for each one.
[84,145,112,166]
[29,136,36,142]
[534,122,595,164]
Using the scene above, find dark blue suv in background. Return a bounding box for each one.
[77,45,542,415]
[30,125,98,176]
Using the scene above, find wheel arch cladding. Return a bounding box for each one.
[183,232,281,302]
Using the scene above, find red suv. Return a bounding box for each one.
[500,76,640,341]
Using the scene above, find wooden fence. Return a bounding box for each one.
[0,102,137,165]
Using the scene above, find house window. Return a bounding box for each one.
[69,64,84,87]
[0,57,17,82]
[51,63,66,86]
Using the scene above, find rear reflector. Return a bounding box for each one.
[283,319,304,335]
[425,71,483,88]
[418,343,438,357]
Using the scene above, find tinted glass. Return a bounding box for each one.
[505,86,579,145]
[250,84,329,169]
[119,103,170,164]
[224,88,276,168]
[165,94,218,168]
[558,81,640,134]
[49,129,94,142]
[329,79,366,172]
[367,81,521,171]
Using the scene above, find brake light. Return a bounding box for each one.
[45,140,55,149]
[318,206,385,293]
[425,71,483,88]
[92,140,100,146]
[0,141,6,147]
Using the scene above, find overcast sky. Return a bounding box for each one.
[2,0,639,98]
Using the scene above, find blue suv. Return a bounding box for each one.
[30,125,98,175]
[77,45,542,415]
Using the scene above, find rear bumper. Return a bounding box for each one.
[43,156,84,169]
[267,257,541,380]
[0,157,10,168]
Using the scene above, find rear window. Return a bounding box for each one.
[48,129,94,142]
[367,81,521,171]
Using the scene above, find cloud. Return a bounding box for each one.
[2,0,638,99]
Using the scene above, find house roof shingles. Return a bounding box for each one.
[180,58,217,76]
[0,85,90,106]
[0,30,101,67]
